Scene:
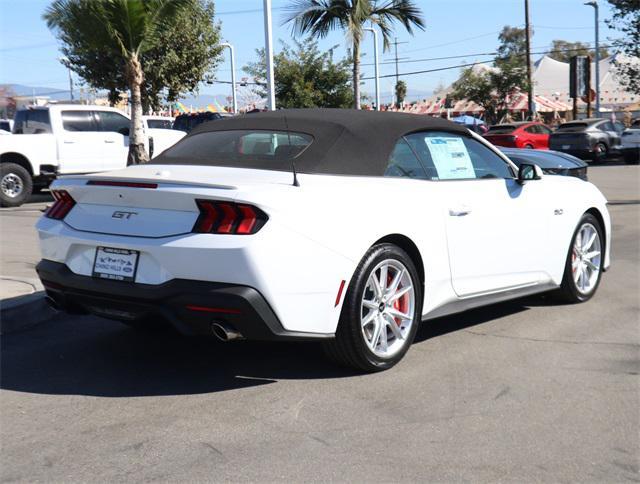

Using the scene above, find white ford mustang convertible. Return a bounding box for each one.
[36,109,610,371]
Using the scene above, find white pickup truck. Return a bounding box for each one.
[0,105,185,207]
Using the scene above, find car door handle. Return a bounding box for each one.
[63,140,75,144]
[449,206,472,216]
[104,140,115,144]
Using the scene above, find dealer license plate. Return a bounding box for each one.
[92,247,139,282]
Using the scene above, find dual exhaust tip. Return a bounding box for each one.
[211,321,244,342]
[47,296,243,342]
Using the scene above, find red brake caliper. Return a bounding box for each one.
[388,273,406,327]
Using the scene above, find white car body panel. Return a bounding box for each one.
[36,154,611,335]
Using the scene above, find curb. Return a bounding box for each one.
[0,277,58,335]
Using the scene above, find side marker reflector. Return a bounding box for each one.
[335,280,346,307]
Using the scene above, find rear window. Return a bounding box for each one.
[12,109,52,134]
[556,123,588,132]
[147,119,173,129]
[155,130,313,169]
[487,125,516,134]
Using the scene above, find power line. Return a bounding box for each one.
[362,41,618,68]
[360,43,619,81]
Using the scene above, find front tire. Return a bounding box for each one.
[555,213,604,303]
[593,142,608,162]
[0,163,32,207]
[323,243,423,372]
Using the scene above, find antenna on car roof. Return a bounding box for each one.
[283,113,299,187]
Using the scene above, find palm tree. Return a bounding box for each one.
[284,0,425,109]
[44,0,190,164]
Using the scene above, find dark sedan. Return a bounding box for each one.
[500,148,588,181]
[549,118,625,161]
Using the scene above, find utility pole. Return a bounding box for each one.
[392,38,408,106]
[263,0,276,110]
[524,0,534,118]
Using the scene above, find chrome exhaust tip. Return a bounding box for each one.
[211,322,244,342]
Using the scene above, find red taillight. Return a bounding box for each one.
[46,190,76,220]
[193,200,268,235]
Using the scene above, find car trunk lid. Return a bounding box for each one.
[53,164,293,237]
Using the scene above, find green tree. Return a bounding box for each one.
[244,39,354,108]
[283,0,425,109]
[55,1,222,113]
[395,79,407,106]
[452,26,530,123]
[606,0,640,94]
[548,40,609,63]
[45,0,197,164]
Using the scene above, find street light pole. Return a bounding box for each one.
[263,0,276,110]
[363,26,380,111]
[219,43,237,114]
[585,0,600,116]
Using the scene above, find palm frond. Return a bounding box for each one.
[372,0,425,44]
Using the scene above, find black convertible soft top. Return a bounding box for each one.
[153,108,469,176]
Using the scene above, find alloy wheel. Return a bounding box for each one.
[361,259,415,358]
[0,173,23,198]
[572,222,602,295]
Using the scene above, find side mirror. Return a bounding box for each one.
[118,127,130,136]
[517,163,543,184]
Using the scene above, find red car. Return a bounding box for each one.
[483,122,552,149]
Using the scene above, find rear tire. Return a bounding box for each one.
[0,163,32,207]
[524,144,534,149]
[593,142,608,162]
[323,243,423,372]
[554,213,604,303]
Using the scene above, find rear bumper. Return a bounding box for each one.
[620,146,640,163]
[36,259,333,341]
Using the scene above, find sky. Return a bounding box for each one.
[0,0,621,103]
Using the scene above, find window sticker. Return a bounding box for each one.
[424,137,475,180]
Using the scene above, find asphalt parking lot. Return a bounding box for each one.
[0,165,638,482]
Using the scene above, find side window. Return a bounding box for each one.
[539,125,552,135]
[96,111,130,134]
[404,131,514,181]
[613,121,625,133]
[13,110,52,134]
[62,110,97,132]
[384,138,428,179]
[524,125,538,134]
[599,122,614,132]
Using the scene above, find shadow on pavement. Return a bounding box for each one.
[0,297,544,398]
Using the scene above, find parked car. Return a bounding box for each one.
[0,119,13,134]
[172,112,222,133]
[620,128,640,164]
[0,105,181,207]
[500,148,588,181]
[142,115,185,158]
[549,118,625,161]
[483,122,552,149]
[36,109,610,372]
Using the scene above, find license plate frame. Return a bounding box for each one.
[92,247,140,282]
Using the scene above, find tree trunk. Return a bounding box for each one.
[125,53,149,165]
[353,39,361,110]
